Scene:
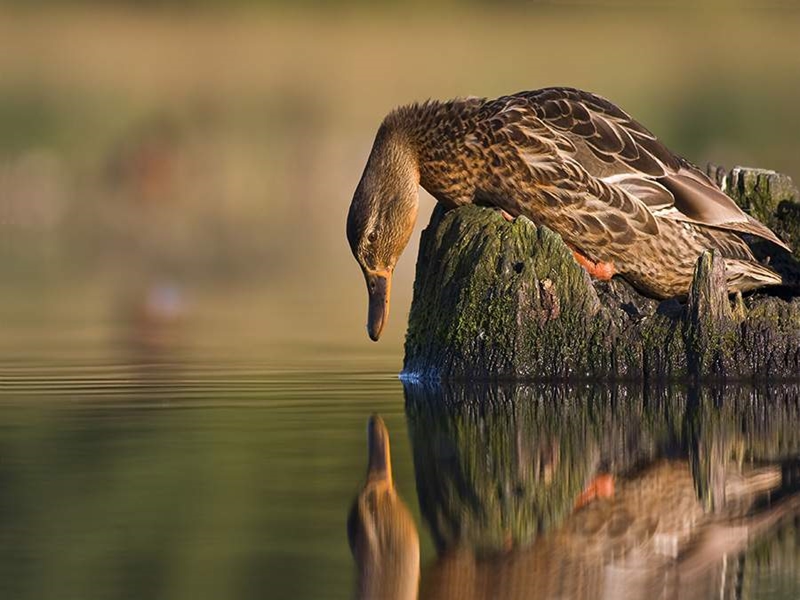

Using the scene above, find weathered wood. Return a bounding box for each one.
[403,167,800,382]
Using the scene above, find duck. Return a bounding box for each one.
[420,460,797,600]
[346,87,790,341]
[347,414,420,600]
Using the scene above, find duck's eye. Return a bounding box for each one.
[368,231,378,243]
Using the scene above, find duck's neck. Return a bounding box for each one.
[382,98,485,203]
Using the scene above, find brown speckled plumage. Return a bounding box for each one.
[422,460,794,600]
[347,88,790,339]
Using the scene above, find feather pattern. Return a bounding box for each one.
[391,87,789,298]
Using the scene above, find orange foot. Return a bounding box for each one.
[569,246,616,281]
[574,473,615,510]
[498,208,516,222]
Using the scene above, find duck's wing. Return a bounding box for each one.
[494,88,790,251]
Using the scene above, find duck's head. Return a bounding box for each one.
[347,124,419,341]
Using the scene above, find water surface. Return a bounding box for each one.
[1,333,799,599]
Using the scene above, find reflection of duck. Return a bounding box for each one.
[422,460,796,600]
[565,460,780,559]
[406,382,800,599]
[347,415,420,600]
[346,88,789,340]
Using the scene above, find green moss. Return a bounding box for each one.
[403,199,800,382]
[724,167,798,227]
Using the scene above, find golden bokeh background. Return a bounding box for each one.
[1,1,799,367]
[1,4,800,599]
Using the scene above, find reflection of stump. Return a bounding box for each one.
[405,382,800,558]
[403,166,800,382]
[405,384,600,554]
[404,383,689,554]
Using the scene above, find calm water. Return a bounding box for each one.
[1,336,799,599]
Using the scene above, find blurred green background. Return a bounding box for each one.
[1,0,799,367]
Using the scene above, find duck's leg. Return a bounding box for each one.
[568,245,616,281]
[498,208,516,222]
[574,473,615,510]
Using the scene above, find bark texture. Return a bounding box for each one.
[403,166,800,382]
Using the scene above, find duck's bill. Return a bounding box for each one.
[365,269,391,342]
[367,414,392,480]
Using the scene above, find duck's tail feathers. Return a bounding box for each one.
[704,216,791,253]
[743,215,792,252]
[725,259,783,293]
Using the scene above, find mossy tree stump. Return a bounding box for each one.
[403,166,800,382]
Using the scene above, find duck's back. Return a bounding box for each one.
[465,88,787,296]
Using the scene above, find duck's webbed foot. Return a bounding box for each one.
[569,246,616,281]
